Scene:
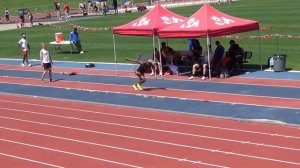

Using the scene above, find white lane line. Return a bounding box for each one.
[1,64,300,88]
[0,98,299,140]
[0,138,141,168]
[0,134,226,168]
[1,77,300,110]
[0,152,64,168]
[1,116,300,167]
[1,107,299,152]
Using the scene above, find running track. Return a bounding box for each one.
[0,60,300,167]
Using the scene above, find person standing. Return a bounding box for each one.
[56,2,62,20]
[63,2,70,21]
[4,8,10,22]
[18,34,31,67]
[40,43,53,82]
[19,14,25,28]
[113,0,118,14]
[28,11,33,27]
[54,0,59,10]
[69,27,84,54]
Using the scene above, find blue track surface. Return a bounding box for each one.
[1,83,299,125]
[1,59,300,126]
[1,69,300,99]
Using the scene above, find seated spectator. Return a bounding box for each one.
[160,42,179,75]
[233,44,245,70]
[191,39,202,63]
[149,48,160,76]
[160,42,173,65]
[188,45,214,80]
[212,41,224,67]
[202,45,214,80]
[211,41,224,76]
[217,40,245,78]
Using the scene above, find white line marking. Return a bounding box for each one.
[1,115,300,166]
[0,138,142,168]
[0,99,298,140]
[1,77,300,110]
[0,152,64,168]
[1,61,300,88]
[0,133,226,168]
[1,107,299,152]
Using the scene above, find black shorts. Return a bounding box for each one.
[43,63,52,70]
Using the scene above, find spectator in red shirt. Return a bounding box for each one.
[63,2,70,21]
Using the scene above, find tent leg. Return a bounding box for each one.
[157,38,163,78]
[207,34,212,82]
[152,33,157,79]
[258,30,262,71]
[113,34,118,76]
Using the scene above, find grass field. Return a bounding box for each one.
[0,0,299,70]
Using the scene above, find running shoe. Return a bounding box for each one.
[188,76,195,80]
[136,83,143,91]
[132,84,138,90]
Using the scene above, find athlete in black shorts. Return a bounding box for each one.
[126,58,155,90]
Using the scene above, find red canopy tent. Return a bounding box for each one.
[113,4,186,36]
[112,4,186,75]
[158,3,261,80]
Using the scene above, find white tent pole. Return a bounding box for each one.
[207,34,212,82]
[258,30,262,71]
[152,33,157,79]
[152,33,156,61]
[112,33,118,76]
[157,38,163,78]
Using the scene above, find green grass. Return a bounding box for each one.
[0,0,300,70]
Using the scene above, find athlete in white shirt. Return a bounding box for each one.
[40,43,53,82]
[18,34,31,67]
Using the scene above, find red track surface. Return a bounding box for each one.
[1,64,300,88]
[1,64,300,167]
[1,76,300,109]
[0,94,300,168]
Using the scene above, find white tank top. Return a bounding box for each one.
[40,49,51,63]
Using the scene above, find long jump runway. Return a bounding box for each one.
[0,60,300,167]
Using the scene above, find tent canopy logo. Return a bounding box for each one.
[161,16,183,25]
[132,17,150,27]
[211,16,235,25]
[180,18,199,29]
